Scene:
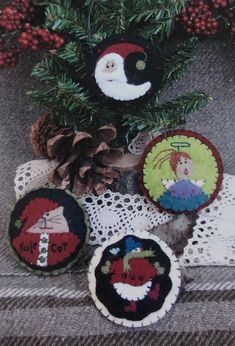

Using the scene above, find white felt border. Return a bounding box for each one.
[88,230,181,328]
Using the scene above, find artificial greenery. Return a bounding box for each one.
[29,0,211,146]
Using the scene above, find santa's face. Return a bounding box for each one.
[96,53,126,82]
[176,157,193,180]
[95,52,151,101]
[109,257,157,301]
[27,207,69,234]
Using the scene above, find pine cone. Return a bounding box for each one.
[46,125,124,196]
[29,114,73,158]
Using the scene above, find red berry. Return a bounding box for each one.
[187,6,194,13]
[31,45,38,51]
[21,32,28,39]
[178,0,221,38]
[212,21,218,28]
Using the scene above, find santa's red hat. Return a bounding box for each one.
[20,198,59,232]
[99,43,144,61]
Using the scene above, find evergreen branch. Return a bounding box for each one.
[29,59,104,130]
[53,42,80,64]
[107,0,128,33]
[128,0,186,39]
[156,91,211,114]
[28,1,210,146]
[161,37,199,89]
[84,0,130,43]
[31,58,58,82]
[130,10,170,24]
[55,74,100,115]
[34,0,71,5]
[52,42,87,78]
[123,91,211,133]
[28,86,102,131]
[140,18,174,39]
[29,55,120,131]
[45,2,88,41]
[129,1,186,22]
[28,88,57,106]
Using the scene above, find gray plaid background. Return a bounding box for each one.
[0,39,234,345]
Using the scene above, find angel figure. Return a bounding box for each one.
[154,148,209,212]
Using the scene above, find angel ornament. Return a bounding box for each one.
[140,131,223,214]
[154,142,209,212]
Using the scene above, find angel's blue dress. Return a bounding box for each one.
[159,179,209,212]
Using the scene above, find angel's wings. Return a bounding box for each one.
[161,179,206,189]
[190,179,206,187]
[161,179,176,189]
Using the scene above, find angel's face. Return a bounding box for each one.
[176,157,193,179]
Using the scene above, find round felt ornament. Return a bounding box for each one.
[8,187,89,275]
[92,34,163,102]
[88,231,181,327]
[139,130,223,214]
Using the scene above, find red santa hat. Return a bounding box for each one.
[98,42,144,61]
[20,198,60,232]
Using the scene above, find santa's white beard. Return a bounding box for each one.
[113,280,152,301]
[97,79,151,101]
[95,53,151,101]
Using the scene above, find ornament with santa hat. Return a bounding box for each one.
[9,188,89,274]
[92,34,163,102]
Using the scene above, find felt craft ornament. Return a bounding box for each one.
[8,187,89,275]
[92,34,163,102]
[139,130,223,214]
[88,231,181,327]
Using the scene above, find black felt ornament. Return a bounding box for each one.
[91,34,163,103]
[88,231,181,327]
[8,187,90,275]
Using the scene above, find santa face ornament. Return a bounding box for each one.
[8,187,89,274]
[92,34,163,102]
[139,130,223,214]
[88,231,181,327]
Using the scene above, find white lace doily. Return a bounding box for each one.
[14,160,235,266]
[180,173,235,267]
[199,173,235,219]
[128,131,159,155]
[14,160,57,199]
[14,159,173,246]
[81,191,173,245]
